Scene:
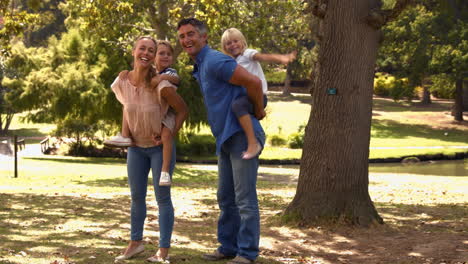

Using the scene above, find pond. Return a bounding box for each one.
[258,159,467,184]
[369,159,467,177]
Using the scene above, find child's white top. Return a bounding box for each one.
[236,48,268,94]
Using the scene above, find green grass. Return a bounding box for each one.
[0,157,467,264]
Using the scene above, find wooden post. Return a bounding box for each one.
[14,135,18,178]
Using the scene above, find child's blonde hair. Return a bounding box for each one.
[221,28,248,55]
[157,40,174,53]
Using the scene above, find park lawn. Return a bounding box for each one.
[0,156,467,264]
[5,92,468,160]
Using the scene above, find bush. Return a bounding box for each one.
[374,73,414,101]
[288,125,305,149]
[430,74,455,99]
[269,134,288,146]
[176,134,216,156]
[65,141,126,158]
[389,78,413,101]
[374,73,393,97]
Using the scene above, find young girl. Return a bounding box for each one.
[105,40,181,186]
[111,36,187,263]
[221,28,296,159]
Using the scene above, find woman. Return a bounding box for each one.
[112,36,188,263]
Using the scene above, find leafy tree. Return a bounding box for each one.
[2,28,122,143]
[378,0,468,119]
[0,0,67,134]
[378,4,433,103]
[56,0,311,131]
[284,0,412,226]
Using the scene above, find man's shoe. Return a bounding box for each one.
[202,250,235,261]
[104,133,132,147]
[227,256,255,264]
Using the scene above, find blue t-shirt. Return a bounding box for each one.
[192,45,264,155]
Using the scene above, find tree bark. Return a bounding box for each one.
[282,65,292,96]
[453,79,464,121]
[285,0,383,227]
[421,86,431,104]
[462,80,468,111]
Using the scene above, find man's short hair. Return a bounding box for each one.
[177,18,208,35]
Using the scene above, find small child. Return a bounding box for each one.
[105,40,179,186]
[221,28,296,159]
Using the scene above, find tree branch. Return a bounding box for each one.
[366,0,414,30]
[121,23,156,33]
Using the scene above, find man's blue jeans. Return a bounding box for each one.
[126,145,175,248]
[216,131,265,261]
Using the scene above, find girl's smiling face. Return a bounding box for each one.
[224,38,244,58]
[155,44,173,71]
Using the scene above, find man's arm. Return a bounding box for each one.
[228,65,265,120]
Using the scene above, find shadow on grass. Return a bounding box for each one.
[6,128,48,138]
[75,167,219,188]
[268,93,312,105]
[372,98,452,113]
[257,197,467,263]
[24,156,126,165]
[2,164,466,263]
[0,192,131,263]
[371,119,467,143]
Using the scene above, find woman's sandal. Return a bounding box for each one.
[147,255,170,263]
[115,244,145,261]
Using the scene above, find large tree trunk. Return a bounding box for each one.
[462,80,468,111]
[285,0,383,227]
[282,65,292,96]
[453,79,464,121]
[421,86,431,104]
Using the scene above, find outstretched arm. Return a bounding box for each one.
[228,65,265,120]
[253,50,297,65]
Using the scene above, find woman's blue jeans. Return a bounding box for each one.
[216,131,265,261]
[126,145,175,248]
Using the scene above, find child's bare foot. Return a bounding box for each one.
[242,142,262,159]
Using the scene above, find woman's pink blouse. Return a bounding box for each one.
[111,76,175,147]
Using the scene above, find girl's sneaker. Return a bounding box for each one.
[159,171,171,186]
[103,133,132,147]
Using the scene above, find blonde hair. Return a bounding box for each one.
[221,28,247,55]
[157,40,174,54]
[133,36,158,86]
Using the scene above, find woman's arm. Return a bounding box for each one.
[160,86,188,135]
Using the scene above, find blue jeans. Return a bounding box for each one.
[126,145,175,248]
[216,131,265,261]
[231,94,268,118]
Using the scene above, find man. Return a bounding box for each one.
[177,18,266,264]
